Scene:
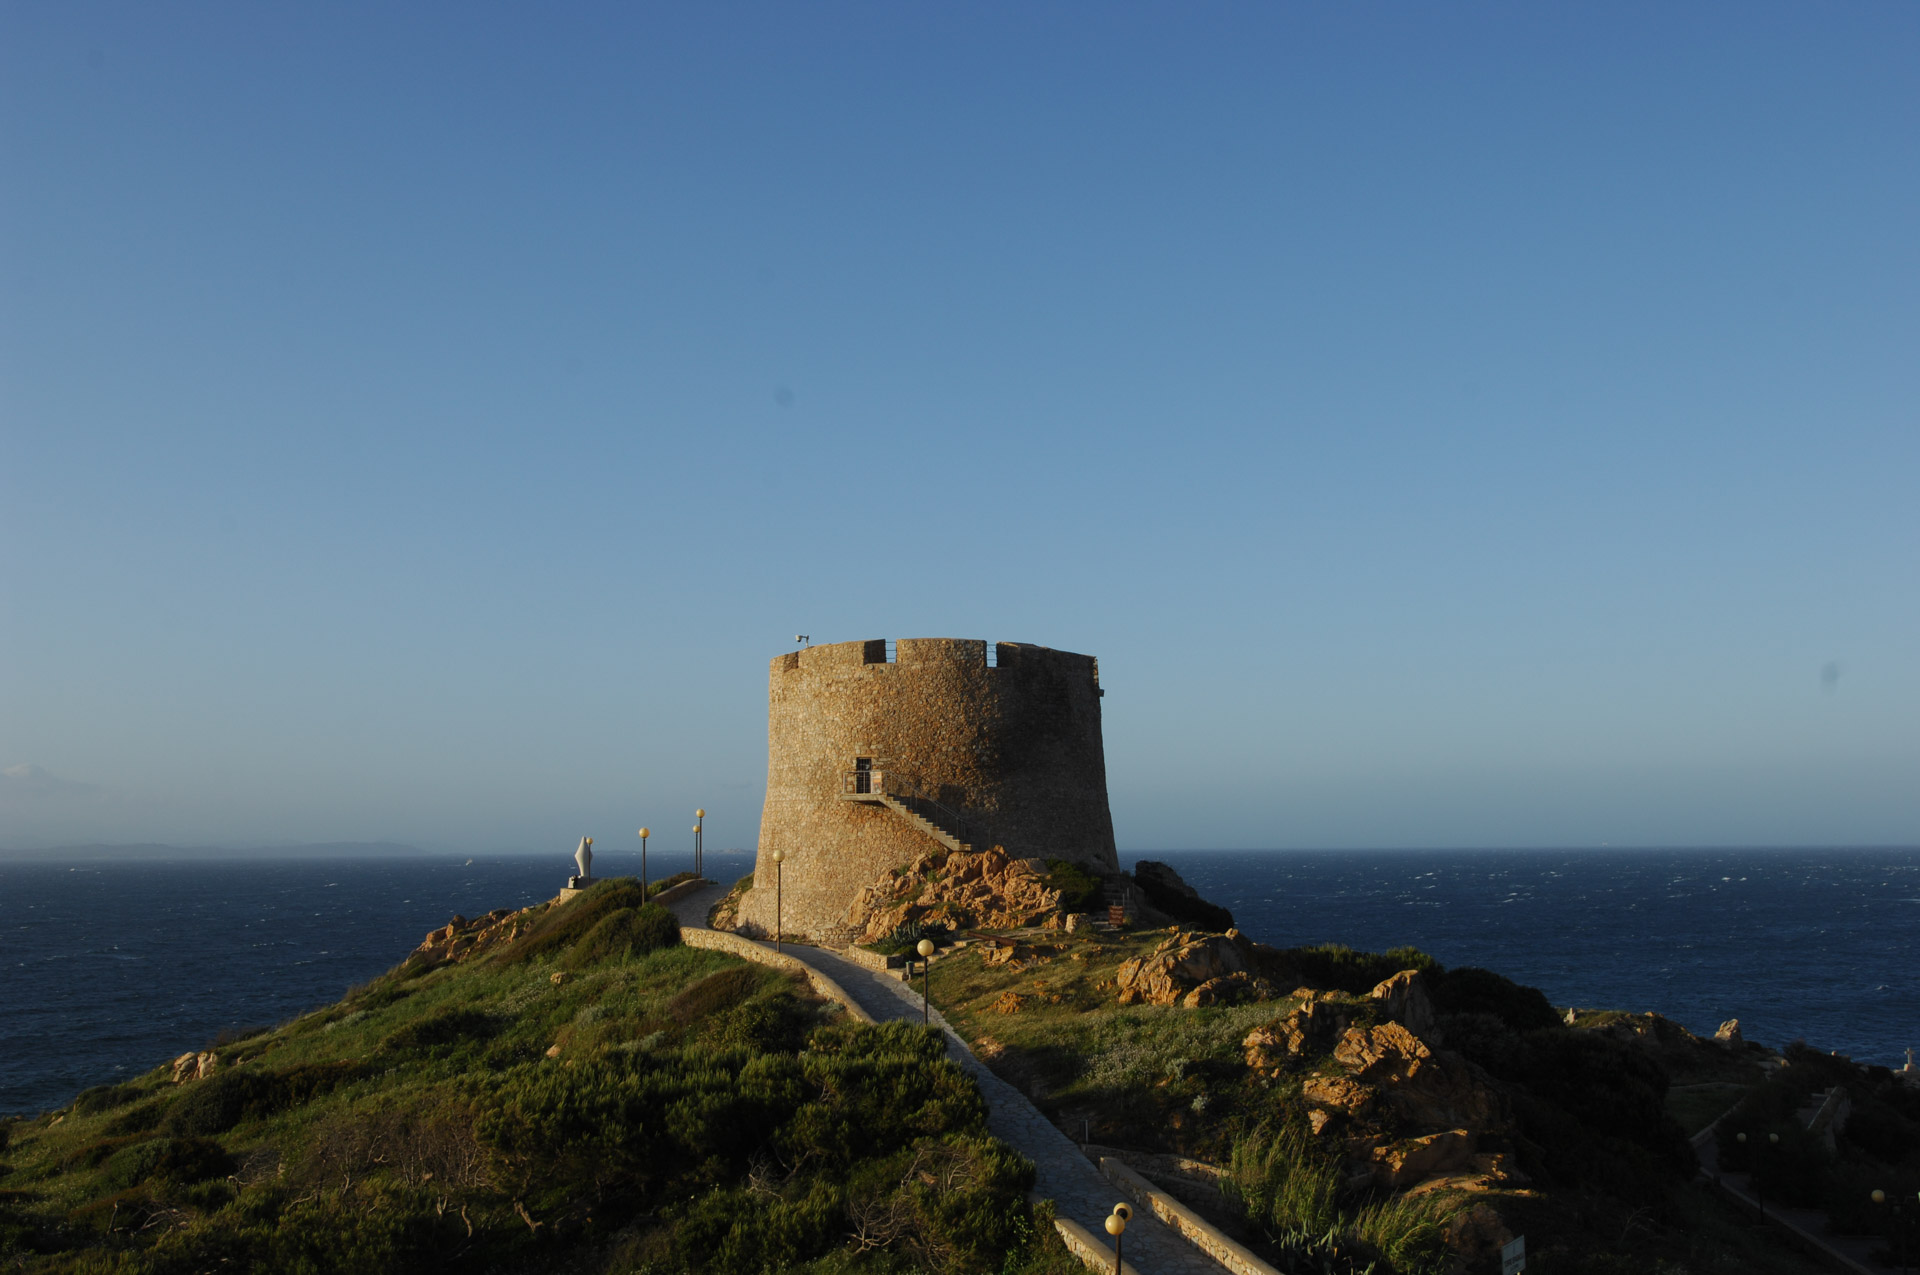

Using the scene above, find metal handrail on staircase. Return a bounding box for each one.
[839,770,987,851]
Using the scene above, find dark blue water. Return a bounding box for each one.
[3,848,1915,1115]
[1145,848,1920,1073]
[0,849,713,1116]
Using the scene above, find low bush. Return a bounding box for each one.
[164,1071,281,1137]
[1843,1096,1920,1163]
[668,966,763,1025]
[378,1008,501,1053]
[1130,862,1234,930]
[1278,943,1437,994]
[1043,860,1104,913]
[870,918,952,956]
[1429,966,1559,1031]
[558,902,680,970]
[1228,1121,1459,1273]
[71,1083,142,1116]
[1226,1120,1342,1236]
[103,1137,232,1189]
[104,1099,166,1137]
[1351,1191,1457,1274]
[712,992,814,1053]
[496,878,650,967]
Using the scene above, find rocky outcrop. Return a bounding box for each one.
[1115,929,1275,1007]
[1716,1018,1744,1045]
[1131,860,1234,930]
[1240,968,1437,1074]
[1242,993,1357,1071]
[842,847,1064,942]
[1368,970,1438,1040]
[1312,1022,1508,1130]
[413,907,525,965]
[1285,1020,1517,1191]
[1181,972,1269,1008]
[981,940,1061,971]
[172,1051,219,1084]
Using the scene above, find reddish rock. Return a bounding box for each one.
[1368,970,1438,1040]
[1116,930,1261,1006]
[1441,1201,1514,1261]
[843,846,1066,942]
[172,1050,218,1084]
[1366,1129,1477,1189]
[1182,971,1273,1008]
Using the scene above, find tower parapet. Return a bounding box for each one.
[737,638,1118,941]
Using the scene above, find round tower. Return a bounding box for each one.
[735,638,1118,941]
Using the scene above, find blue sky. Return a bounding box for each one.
[3,3,1915,854]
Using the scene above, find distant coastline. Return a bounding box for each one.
[0,841,430,862]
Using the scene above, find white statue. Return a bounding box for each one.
[573,836,593,883]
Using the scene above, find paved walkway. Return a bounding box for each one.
[667,884,1223,1274]
[1693,1127,1891,1275]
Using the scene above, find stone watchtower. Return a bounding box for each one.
[734,638,1118,941]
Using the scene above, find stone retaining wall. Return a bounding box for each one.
[835,945,905,972]
[647,878,709,909]
[1101,1157,1280,1275]
[1048,1213,1143,1275]
[679,929,876,1025]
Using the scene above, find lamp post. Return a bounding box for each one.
[1875,1189,1920,1275]
[638,828,651,899]
[917,937,936,1025]
[694,809,705,878]
[771,849,786,952]
[1737,1131,1780,1219]
[1104,1203,1130,1274]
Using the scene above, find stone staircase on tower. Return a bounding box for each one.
[838,769,977,856]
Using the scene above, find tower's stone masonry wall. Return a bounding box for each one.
[736,638,1118,941]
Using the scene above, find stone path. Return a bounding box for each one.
[667,883,1223,1274]
[1693,1127,1888,1274]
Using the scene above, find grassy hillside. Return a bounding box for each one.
[0,880,1080,1275]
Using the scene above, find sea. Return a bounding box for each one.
[2,846,1916,1117]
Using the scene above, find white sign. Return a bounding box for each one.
[1501,1235,1526,1275]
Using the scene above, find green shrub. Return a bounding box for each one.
[378,1007,500,1053]
[1430,966,1559,1031]
[71,1082,142,1116]
[1043,860,1104,913]
[1843,1096,1920,1163]
[1517,1029,1693,1175]
[558,902,680,969]
[871,918,953,956]
[164,1071,280,1136]
[668,966,764,1025]
[712,992,813,1053]
[1278,944,1438,994]
[1352,1191,1458,1274]
[104,1137,232,1189]
[1129,862,1235,930]
[496,878,651,967]
[156,1059,364,1138]
[104,1099,166,1136]
[1226,1121,1343,1236]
